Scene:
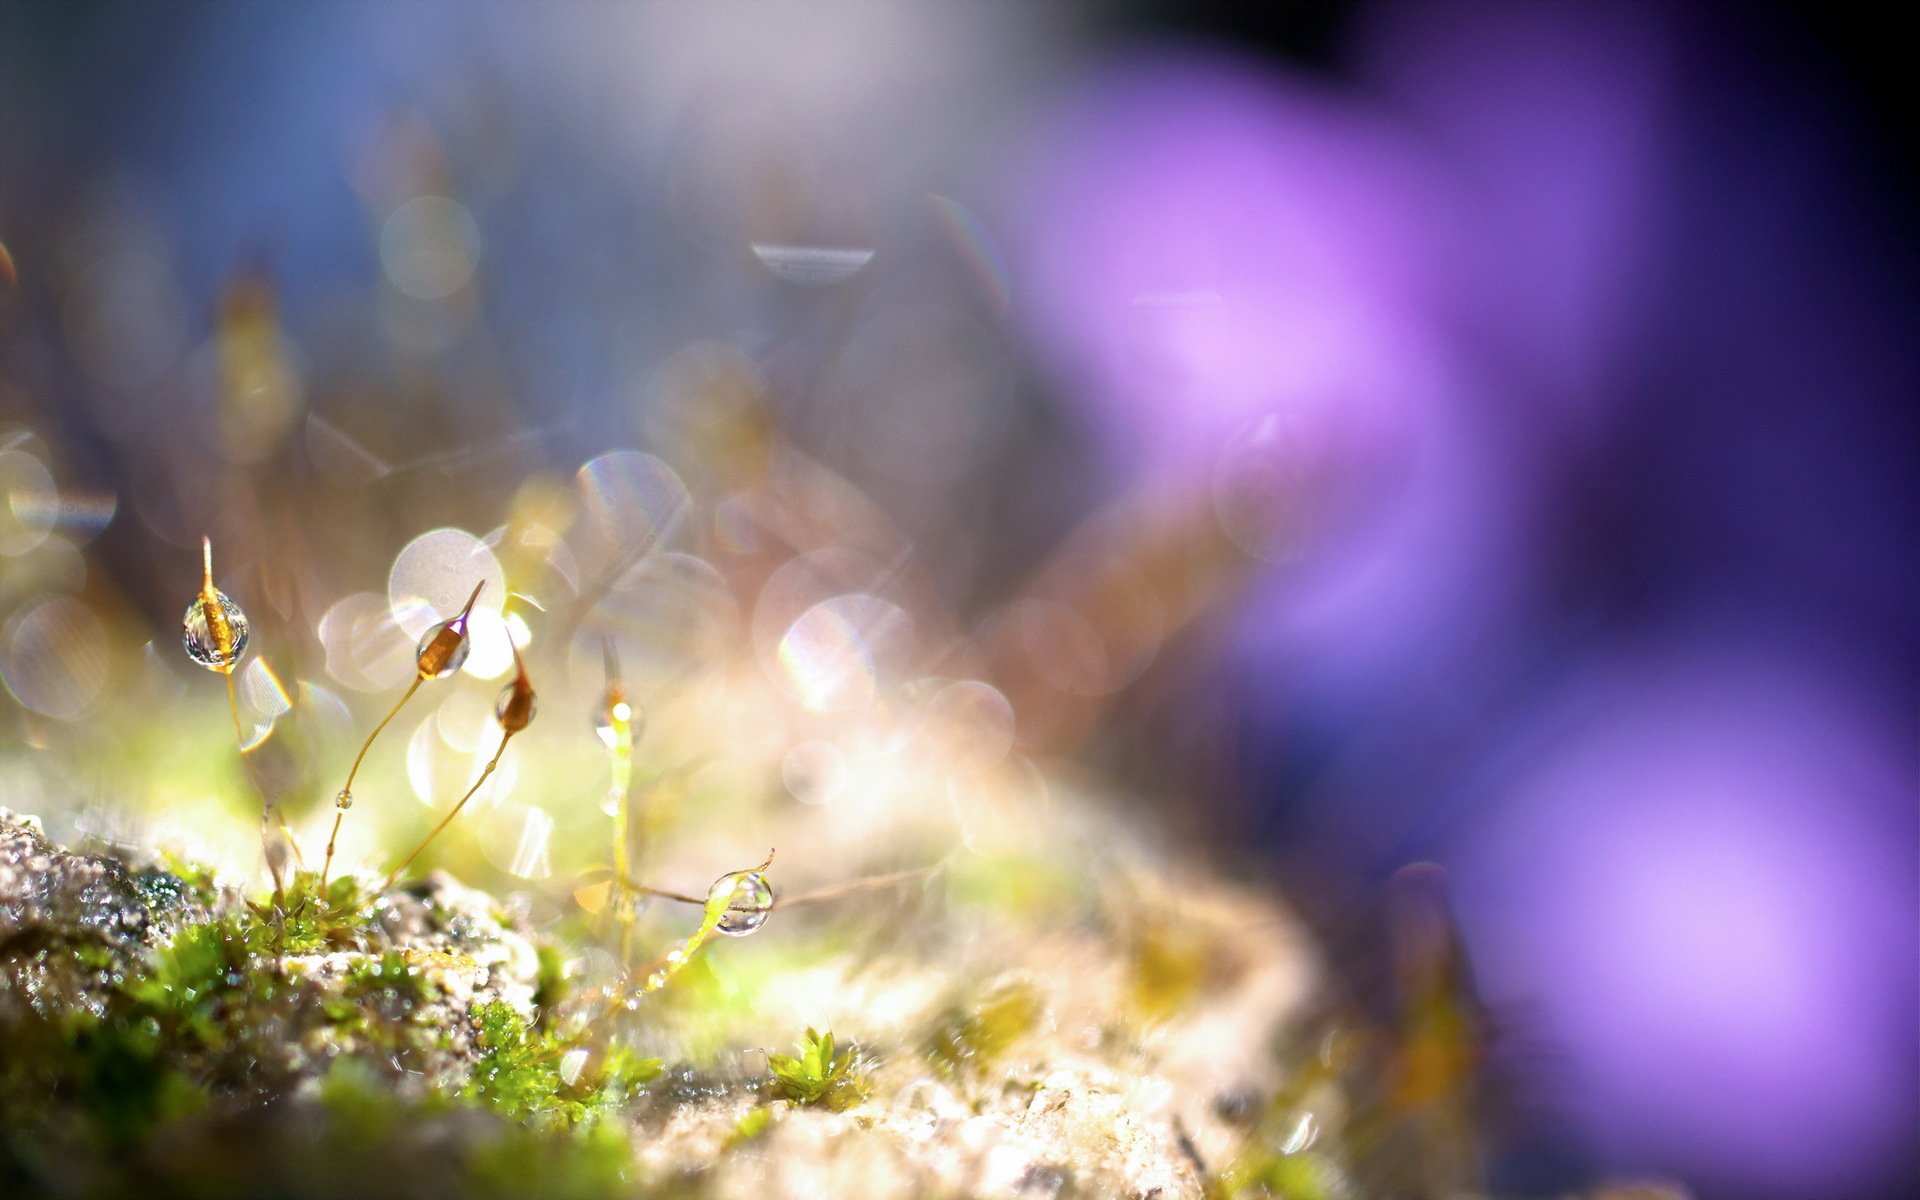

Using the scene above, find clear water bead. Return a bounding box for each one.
[710,869,774,937]
[181,591,250,671]
[334,788,353,811]
[592,688,642,748]
[415,618,471,677]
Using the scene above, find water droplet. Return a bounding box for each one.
[334,788,353,811]
[710,869,774,937]
[182,590,250,671]
[415,616,471,677]
[592,689,641,748]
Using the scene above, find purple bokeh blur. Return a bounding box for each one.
[1014,3,1916,1196]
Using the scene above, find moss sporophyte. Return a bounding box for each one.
[321,579,486,890]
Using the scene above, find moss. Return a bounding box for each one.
[730,1104,773,1145]
[247,871,377,955]
[926,980,1043,1076]
[463,999,661,1129]
[1128,917,1213,1023]
[463,1119,635,1200]
[766,1027,869,1111]
[1210,1150,1344,1200]
[532,939,569,1014]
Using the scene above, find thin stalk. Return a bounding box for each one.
[379,728,515,893]
[225,670,289,903]
[596,639,639,960]
[624,850,775,998]
[611,860,942,911]
[320,676,423,889]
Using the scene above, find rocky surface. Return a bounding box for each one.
[2,804,1340,1199]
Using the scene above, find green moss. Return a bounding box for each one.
[463,1000,661,1129]
[247,871,376,955]
[463,1118,635,1200]
[533,940,569,1014]
[1128,918,1212,1022]
[730,1105,773,1145]
[1210,1150,1342,1200]
[926,980,1043,1076]
[766,1027,869,1111]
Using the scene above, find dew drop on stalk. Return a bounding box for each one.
[415,618,472,677]
[412,580,485,678]
[592,688,641,749]
[711,868,775,937]
[183,591,249,671]
[334,788,353,811]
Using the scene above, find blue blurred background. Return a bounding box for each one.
[1,2,1913,1197]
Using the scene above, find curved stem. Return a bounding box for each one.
[379,728,514,893]
[320,676,423,889]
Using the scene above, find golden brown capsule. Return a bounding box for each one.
[416,580,485,678]
[494,642,537,733]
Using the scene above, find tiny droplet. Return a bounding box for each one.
[415,617,472,677]
[710,869,774,937]
[182,591,250,671]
